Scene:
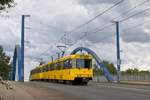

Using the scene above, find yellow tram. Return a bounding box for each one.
[30,54,93,85]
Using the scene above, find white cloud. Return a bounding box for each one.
[0,0,150,80]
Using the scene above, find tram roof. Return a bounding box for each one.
[47,54,92,64]
[32,54,92,70]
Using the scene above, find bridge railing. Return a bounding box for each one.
[93,74,150,82]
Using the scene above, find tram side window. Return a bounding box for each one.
[34,69,37,73]
[47,64,50,71]
[60,62,63,69]
[57,62,63,70]
[32,70,34,74]
[53,63,56,70]
[56,62,60,70]
[54,63,57,70]
[85,59,92,68]
[35,69,38,74]
[64,59,72,69]
[34,69,36,73]
[46,66,48,72]
[39,68,41,73]
[76,59,92,68]
[40,68,42,73]
[43,66,47,72]
[53,63,57,70]
[46,65,48,71]
[42,67,43,72]
[42,67,44,72]
[37,69,39,73]
[35,69,37,73]
[50,64,54,70]
[48,64,51,71]
[40,67,43,72]
[31,70,33,75]
[34,70,36,74]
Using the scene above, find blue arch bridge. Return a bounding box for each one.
[10,45,23,81]
[10,45,113,82]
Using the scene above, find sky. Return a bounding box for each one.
[0,0,150,80]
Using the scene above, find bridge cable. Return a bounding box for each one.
[32,0,125,60]
[68,0,124,33]
[32,0,150,60]
[72,4,150,46]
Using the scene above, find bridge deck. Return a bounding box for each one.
[0,81,150,100]
[0,81,80,100]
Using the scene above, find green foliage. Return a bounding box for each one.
[121,68,150,75]
[93,60,117,76]
[0,45,10,80]
[0,0,15,10]
[93,61,150,76]
[103,61,117,75]
[93,68,103,76]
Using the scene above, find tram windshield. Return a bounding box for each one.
[76,59,92,68]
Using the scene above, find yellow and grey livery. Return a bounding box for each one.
[30,54,93,85]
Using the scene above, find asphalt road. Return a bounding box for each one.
[30,81,150,100]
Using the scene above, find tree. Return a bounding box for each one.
[121,68,150,75]
[103,61,117,75]
[93,60,117,76]
[0,0,15,10]
[125,68,133,75]
[93,63,103,76]
[0,45,10,80]
[140,70,150,75]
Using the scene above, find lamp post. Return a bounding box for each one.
[112,21,121,82]
[20,15,30,82]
